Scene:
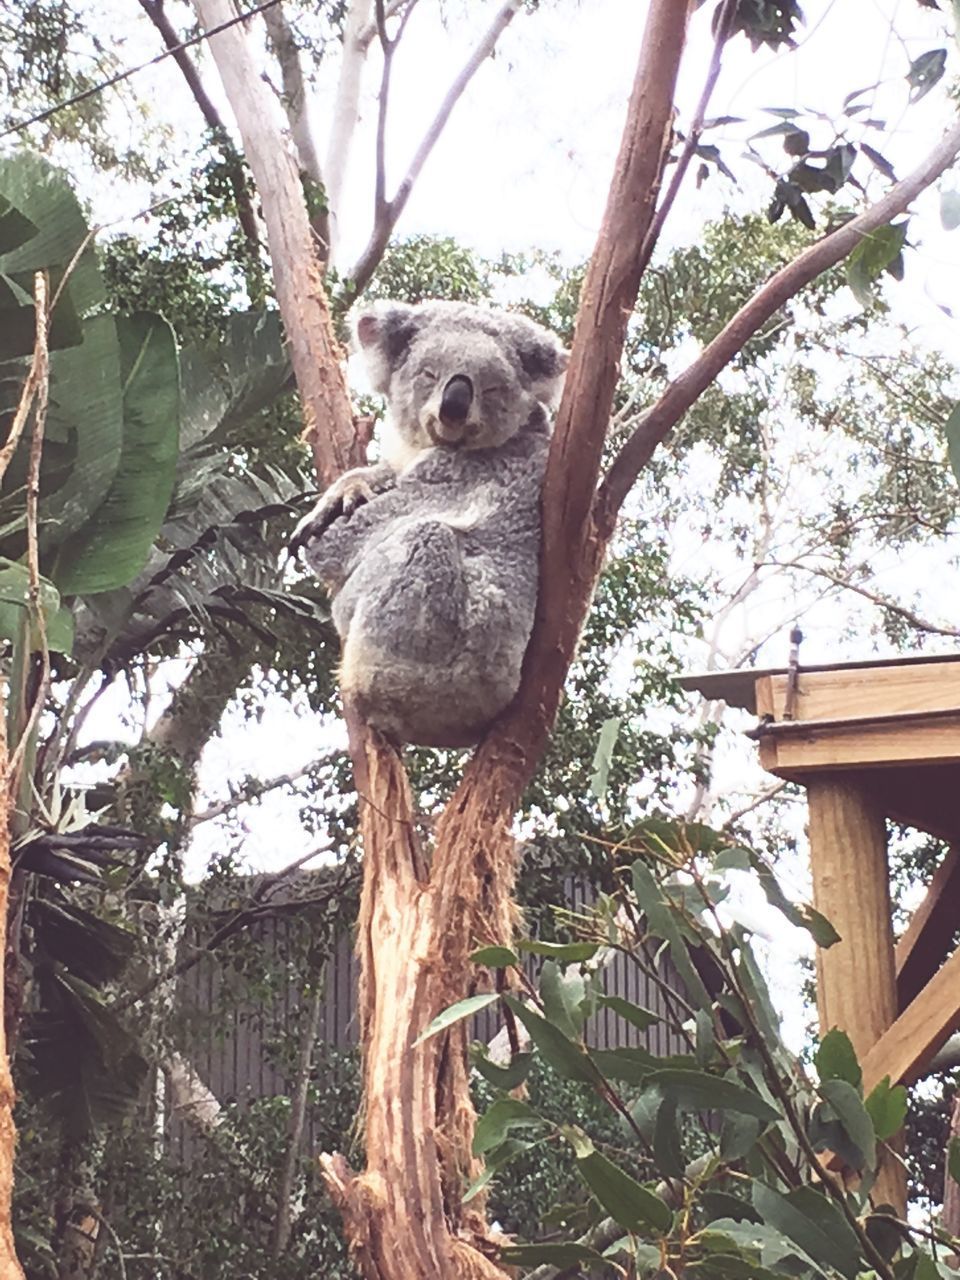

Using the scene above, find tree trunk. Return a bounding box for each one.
[0,681,26,1278]
[319,7,693,1275]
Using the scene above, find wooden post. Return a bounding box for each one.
[806,777,907,1214]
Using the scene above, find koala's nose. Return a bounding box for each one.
[439,375,473,428]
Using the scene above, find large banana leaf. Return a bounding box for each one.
[0,151,105,316]
[178,309,290,451]
[39,312,125,549]
[26,968,148,1140]
[0,557,74,652]
[52,312,180,594]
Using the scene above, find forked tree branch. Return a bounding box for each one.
[596,117,960,527]
[473,0,696,778]
[346,0,523,297]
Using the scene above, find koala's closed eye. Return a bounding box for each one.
[417,367,438,384]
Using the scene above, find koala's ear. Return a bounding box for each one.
[516,333,569,407]
[353,303,422,393]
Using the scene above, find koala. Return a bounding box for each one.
[291,300,568,747]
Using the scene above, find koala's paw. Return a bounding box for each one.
[289,474,377,558]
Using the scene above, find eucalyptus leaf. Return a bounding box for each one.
[589,715,621,799]
[752,1182,863,1279]
[469,945,518,967]
[540,959,587,1038]
[518,939,599,962]
[647,1068,779,1123]
[595,994,660,1032]
[412,992,498,1046]
[499,1242,605,1266]
[865,1075,907,1142]
[631,860,712,1010]
[819,1077,876,1170]
[563,1131,673,1234]
[503,995,603,1085]
[469,1045,533,1091]
[906,48,947,101]
[815,1027,862,1088]
[472,1097,543,1156]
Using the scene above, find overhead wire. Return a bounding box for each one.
[1,0,282,141]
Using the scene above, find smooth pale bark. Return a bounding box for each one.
[324,0,373,267]
[193,0,361,485]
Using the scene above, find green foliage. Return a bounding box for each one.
[0,153,182,609]
[16,1046,364,1280]
[360,234,491,306]
[467,836,938,1277]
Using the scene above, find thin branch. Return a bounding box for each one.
[111,845,346,1013]
[346,0,521,296]
[262,0,330,259]
[762,557,960,638]
[89,1210,128,1280]
[188,750,346,826]
[597,118,960,527]
[271,976,324,1258]
[356,0,407,50]
[6,273,50,798]
[138,0,262,262]
[718,782,790,831]
[637,0,738,274]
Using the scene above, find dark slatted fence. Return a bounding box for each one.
[168,877,687,1152]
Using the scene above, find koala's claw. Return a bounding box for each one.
[340,477,375,517]
[289,477,376,559]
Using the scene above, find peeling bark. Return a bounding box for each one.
[317,9,693,1275]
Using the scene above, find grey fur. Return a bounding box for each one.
[292,301,567,747]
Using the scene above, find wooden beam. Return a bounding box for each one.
[754,662,960,775]
[896,845,960,1010]
[805,777,906,1212]
[760,660,960,724]
[862,942,960,1093]
[866,764,960,844]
